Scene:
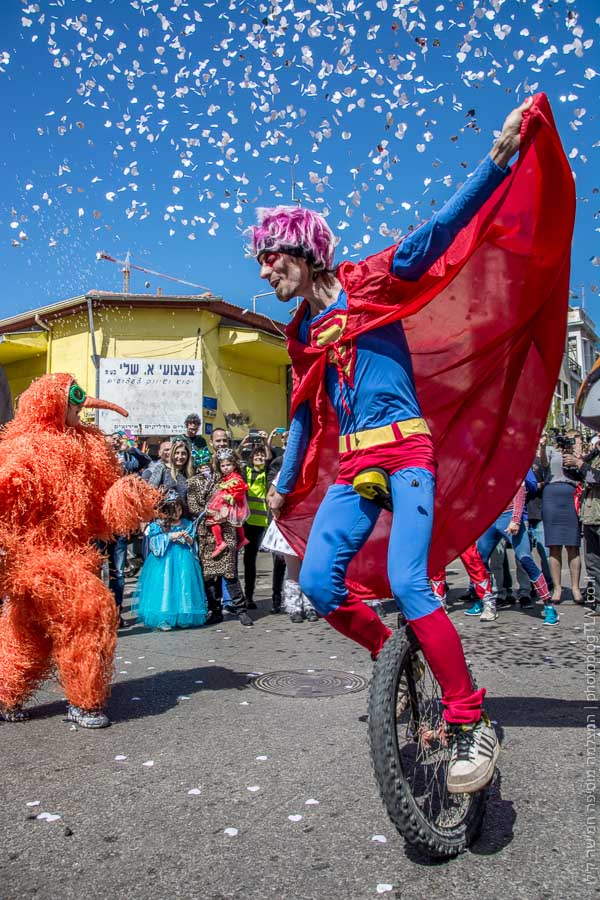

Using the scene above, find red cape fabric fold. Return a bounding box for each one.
[278,93,575,600]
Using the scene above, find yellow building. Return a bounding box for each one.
[0,291,291,440]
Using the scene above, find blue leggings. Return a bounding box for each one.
[299,467,440,621]
[477,510,542,582]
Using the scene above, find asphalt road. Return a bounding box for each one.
[1,557,598,900]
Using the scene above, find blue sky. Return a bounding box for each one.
[0,0,598,326]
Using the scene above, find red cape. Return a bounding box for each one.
[278,93,575,600]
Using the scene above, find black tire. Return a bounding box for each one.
[368,626,487,858]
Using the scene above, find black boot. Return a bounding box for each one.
[204,578,224,625]
[225,577,254,627]
[271,553,286,613]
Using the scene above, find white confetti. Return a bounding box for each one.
[26,801,41,807]
[142,760,154,767]
[255,755,268,761]
[247,786,260,792]
[371,834,387,843]
[36,812,61,823]
[288,814,303,822]
[376,886,394,895]
[305,799,320,805]
[114,755,127,761]
[224,827,238,836]
[187,788,201,795]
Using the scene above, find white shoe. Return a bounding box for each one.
[447,714,499,794]
[480,601,498,622]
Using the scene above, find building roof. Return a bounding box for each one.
[0,291,287,341]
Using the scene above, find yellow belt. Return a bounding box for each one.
[339,417,431,453]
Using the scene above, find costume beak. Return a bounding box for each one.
[82,396,129,417]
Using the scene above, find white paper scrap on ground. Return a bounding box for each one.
[142,760,154,767]
[288,815,303,822]
[376,885,394,895]
[114,755,127,761]
[371,834,387,843]
[187,788,201,795]
[305,799,319,805]
[36,812,61,822]
[224,827,238,836]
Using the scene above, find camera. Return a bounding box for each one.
[549,428,575,452]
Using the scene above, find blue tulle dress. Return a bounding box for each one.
[133,519,209,629]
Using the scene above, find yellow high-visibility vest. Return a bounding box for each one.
[244,465,268,527]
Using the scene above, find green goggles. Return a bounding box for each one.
[68,383,87,406]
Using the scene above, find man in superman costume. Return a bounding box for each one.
[248,94,574,794]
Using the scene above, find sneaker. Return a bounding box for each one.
[371,599,387,618]
[496,593,516,609]
[464,600,484,616]
[290,612,303,623]
[222,603,236,615]
[447,714,499,794]
[306,608,319,622]
[66,705,110,729]
[157,623,172,631]
[205,610,224,626]
[238,611,254,627]
[270,604,282,615]
[479,601,498,622]
[519,595,533,610]
[542,604,559,626]
[0,705,30,723]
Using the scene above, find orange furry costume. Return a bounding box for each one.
[0,373,157,718]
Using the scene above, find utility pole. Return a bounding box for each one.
[122,251,131,294]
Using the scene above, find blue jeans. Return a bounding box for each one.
[108,536,128,609]
[300,467,440,622]
[477,512,542,583]
[528,519,553,588]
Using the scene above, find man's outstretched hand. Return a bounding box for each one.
[490,97,534,169]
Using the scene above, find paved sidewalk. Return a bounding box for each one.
[0,557,597,900]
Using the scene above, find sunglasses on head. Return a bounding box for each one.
[68,383,86,406]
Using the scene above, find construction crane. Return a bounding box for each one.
[96,250,213,295]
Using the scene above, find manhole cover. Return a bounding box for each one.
[250,669,368,698]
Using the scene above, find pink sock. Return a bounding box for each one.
[326,596,392,658]
[408,607,485,724]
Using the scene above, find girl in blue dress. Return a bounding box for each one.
[133,493,208,631]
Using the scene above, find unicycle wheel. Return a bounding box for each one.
[368,626,488,857]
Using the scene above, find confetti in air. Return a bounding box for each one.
[0,1,597,308]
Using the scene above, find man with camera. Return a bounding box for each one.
[562,436,600,614]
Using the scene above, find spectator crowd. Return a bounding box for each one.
[105,415,318,631]
[104,416,599,635]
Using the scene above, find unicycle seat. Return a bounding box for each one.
[352,467,393,511]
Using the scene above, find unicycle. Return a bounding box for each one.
[368,615,488,858]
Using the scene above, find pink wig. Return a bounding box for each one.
[247,206,337,271]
